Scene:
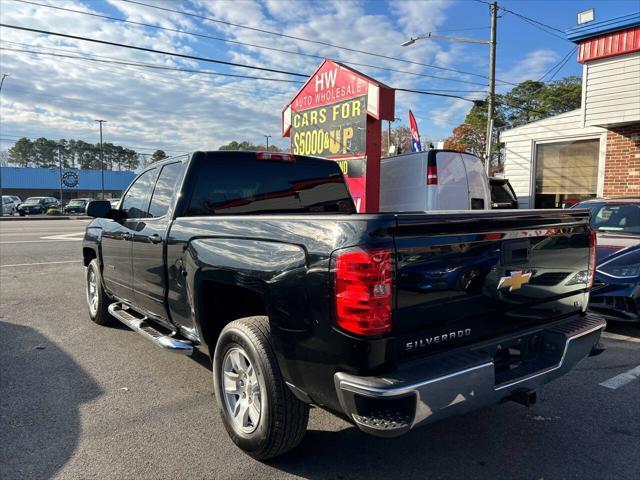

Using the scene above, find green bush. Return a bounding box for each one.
[46,208,63,216]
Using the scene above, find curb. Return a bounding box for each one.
[0,215,91,221]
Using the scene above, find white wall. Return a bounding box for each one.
[500,110,606,208]
[584,52,640,127]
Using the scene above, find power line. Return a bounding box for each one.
[0,40,294,96]
[1,43,488,98]
[0,30,490,97]
[0,23,309,79]
[538,46,577,82]
[10,0,493,87]
[0,45,302,85]
[398,88,550,116]
[473,0,569,41]
[120,0,517,85]
[546,48,577,82]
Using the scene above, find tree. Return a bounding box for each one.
[218,140,283,152]
[6,136,140,171]
[381,125,434,156]
[151,149,167,163]
[8,138,33,166]
[444,76,582,169]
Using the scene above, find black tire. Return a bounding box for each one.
[213,316,309,460]
[86,259,112,325]
[19,211,25,216]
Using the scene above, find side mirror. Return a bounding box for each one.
[86,200,112,218]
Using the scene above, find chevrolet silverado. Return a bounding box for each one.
[82,150,605,460]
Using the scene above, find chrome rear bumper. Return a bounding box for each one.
[334,313,606,437]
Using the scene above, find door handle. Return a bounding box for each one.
[122,232,133,240]
[148,234,162,244]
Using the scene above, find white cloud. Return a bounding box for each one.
[430,98,474,129]
[499,49,560,85]
[0,0,503,156]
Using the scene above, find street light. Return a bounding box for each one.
[94,120,107,199]
[401,33,490,46]
[264,135,272,151]
[401,1,498,173]
[0,72,10,94]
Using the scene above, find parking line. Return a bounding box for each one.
[602,332,640,344]
[0,260,82,268]
[600,365,640,390]
[0,239,82,244]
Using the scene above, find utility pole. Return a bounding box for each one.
[264,135,271,151]
[485,1,498,174]
[58,145,63,207]
[386,117,400,155]
[95,120,106,199]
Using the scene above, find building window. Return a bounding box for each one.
[535,138,599,208]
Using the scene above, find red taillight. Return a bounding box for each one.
[256,152,295,162]
[426,164,438,185]
[588,228,597,288]
[333,247,393,336]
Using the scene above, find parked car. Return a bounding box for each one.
[380,149,491,211]
[490,177,518,209]
[83,151,605,460]
[2,196,18,216]
[64,198,93,215]
[17,197,60,216]
[575,198,640,322]
[9,195,22,206]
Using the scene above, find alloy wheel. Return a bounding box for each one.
[221,347,262,433]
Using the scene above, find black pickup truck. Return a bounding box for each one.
[83,151,605,460]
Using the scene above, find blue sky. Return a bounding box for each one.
[0,0,637,158]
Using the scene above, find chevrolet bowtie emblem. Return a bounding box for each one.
[498,270,532,291]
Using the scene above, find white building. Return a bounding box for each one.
[502,12,640,208]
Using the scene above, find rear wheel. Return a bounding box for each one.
[213,316,309,460]
[86,259,112,325]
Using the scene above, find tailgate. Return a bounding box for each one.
[393,209,592,356]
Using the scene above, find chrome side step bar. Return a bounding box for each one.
[108,303,193,355]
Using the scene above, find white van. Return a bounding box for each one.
[380,149,491,211]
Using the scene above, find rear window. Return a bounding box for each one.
[578,202,640,234]
[491,182,516,204]
[186,156,356,216]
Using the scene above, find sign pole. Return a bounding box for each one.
[58,146,63,208]
[365,116,381,212]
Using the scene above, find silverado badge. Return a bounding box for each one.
[498,270,532,291]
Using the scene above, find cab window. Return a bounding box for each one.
[121,169,157,218]
[148,162,184,218]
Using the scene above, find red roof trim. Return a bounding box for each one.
[578,26,640,63]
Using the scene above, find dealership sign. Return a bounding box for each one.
[61,171,79,188]
[283,60,395,212]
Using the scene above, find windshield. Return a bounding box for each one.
[577,202,640,234]
[24,198,44,204]
[68,200,86,206]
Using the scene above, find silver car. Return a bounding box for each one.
[2,196,17,215]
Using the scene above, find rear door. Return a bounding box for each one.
[132,160,185,320]
[101,168,157,302]
[432,151,469,210]
[461,153,491,210]
[392,210,592,357]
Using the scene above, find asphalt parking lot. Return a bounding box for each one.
[1,219,639,480]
